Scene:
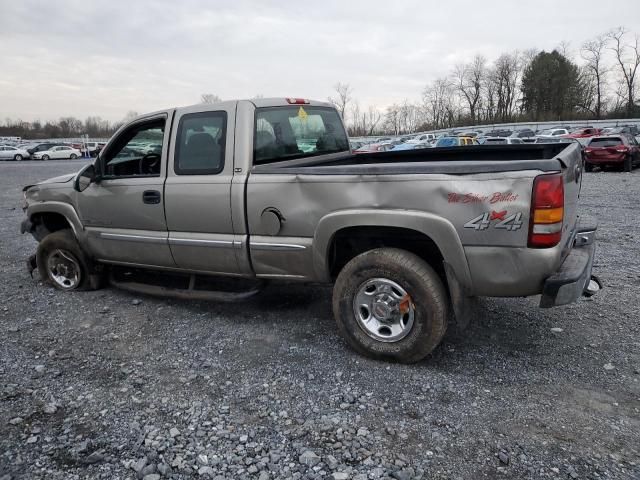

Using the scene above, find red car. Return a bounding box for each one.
[584,135,640,172]
[563,127,602,139]
[353,143,394,154]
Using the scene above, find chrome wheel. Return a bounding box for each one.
[46,249,81,289]
[353,278,415,342]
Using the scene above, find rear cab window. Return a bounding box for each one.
[253,106,349,164]
[175,111,227,175]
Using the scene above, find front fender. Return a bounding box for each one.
[26,201,84,237]
[312,208,472,290]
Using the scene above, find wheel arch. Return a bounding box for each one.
[313,209,472,290]
[27,202,83,240]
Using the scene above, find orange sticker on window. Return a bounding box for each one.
[297,106,308,122]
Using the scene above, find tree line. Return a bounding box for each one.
[3,26,638,139]
[336,26,640,136]
[0,112,140,140]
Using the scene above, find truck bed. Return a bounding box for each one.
[252,144,575,175]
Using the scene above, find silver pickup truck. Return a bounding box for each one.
[21,98,600,362]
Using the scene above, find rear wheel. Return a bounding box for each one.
[41,154,50,161]
[624,155,632,172]
[14,154,23,161]
[584,162,593,172]
[332,248,448,363]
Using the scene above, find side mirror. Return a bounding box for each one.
[74,163,96,192]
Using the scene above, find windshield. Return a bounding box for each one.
[254,106,349,164]
[484,138,507,144]
[589,137,623,147]
[435,137,459,147]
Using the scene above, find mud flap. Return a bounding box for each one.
[444,262,478,337]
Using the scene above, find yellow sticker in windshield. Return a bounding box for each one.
[297,106,308,122]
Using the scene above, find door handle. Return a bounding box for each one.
[142,190,161,204]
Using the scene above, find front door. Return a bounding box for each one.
[163,103,243,274]
[76,113,176,268]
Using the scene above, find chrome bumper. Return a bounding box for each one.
[540,226,600,308]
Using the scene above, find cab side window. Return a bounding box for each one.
[175,111,227,175]
[102,119,165,178]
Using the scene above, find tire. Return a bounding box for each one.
[584,162,593,172]
[41,154,50,161]
[14,154,23,161]
[70,153,78,159]
[36,230,98,291]
[624,155,632,172]
[332,248,448,363]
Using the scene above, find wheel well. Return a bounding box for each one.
[328,226,446,281]
[30,213,72,241]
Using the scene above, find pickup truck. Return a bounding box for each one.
[21,98,600,363]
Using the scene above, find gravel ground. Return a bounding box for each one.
[0,160,639,480]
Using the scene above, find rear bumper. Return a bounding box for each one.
[540,226,599,308]
[586,155,624,164]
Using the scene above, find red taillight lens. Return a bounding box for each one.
[286,98,310,104]
[615,147,628,153]
[528,173,564,248]
[584,148,593,154]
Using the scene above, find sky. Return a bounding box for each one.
[1,0,639,123]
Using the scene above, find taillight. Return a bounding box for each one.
[615,147,628,153]
[584,148,593,154]
[286,98,310,104]
[528,173,564,248]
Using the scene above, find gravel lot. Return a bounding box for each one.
[0,159,639,480]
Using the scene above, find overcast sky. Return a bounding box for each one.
[1,0,639,122]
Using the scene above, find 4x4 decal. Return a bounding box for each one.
[464,211,524,231]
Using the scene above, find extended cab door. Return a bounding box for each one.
[76,112,175,267]
[164,102,244,274]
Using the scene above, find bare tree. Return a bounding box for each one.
[491,52,521,122]
[607,27,640,116]
[422,78,457,130]
[581,35,608,118]
[201,93,222,104]
[453,55,486,124]
[328,82,353,119]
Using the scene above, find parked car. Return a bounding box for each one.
[536,128,569,138]
[31,146,81,160]
[391,143,417,151]
[482,137,525,145]
[0,145,30,161]
[27,143,66,155]
[434,136,475,147]
[563,128,602,139]
[486,129,512,137]
[21,97,599,363]
[510,129,536,139]
[534,137,574,144]
[353,143,394,153]
[584,135,640,172]
[407,133,436,144]
[607,125,639,136]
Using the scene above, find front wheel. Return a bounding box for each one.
[70,153,77,159]
[36,230,95,290]
[14,154,23,161]
[41,154,50,161]
[332,248,448,363]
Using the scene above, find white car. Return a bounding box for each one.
[0,145,30,161]
[407,133,436,144]
[536,128,569,138]
[32,146,81,160]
